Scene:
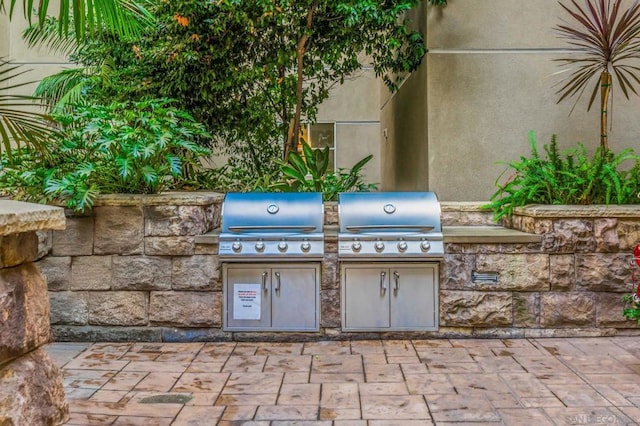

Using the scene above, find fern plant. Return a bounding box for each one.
[485,131,640,221]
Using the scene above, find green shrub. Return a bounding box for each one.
[0,99,212,211]
[485,131,640,221]
[272,141,377,201]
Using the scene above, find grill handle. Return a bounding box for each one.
[345,225,434,232]
[274,272,281,294]
[380,271,387,296]
[393,271,400,295]
[261,272,268,293]
[228,226,317,233]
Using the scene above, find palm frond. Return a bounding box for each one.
[22,16,79,54]
[1,0,156,41]
[33,68,90,112]
[0,58,56,157]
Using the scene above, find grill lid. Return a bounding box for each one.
[219,192,324,260]
[338,192,441,234]
[221,192,323,235]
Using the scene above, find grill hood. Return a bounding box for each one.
[221,192,324,235]
[338,192,441,235]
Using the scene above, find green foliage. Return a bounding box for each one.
[485,131,640,221]
[28,0,428,174]
[1,0,155,41]
[623,294,640,324]
[272,141,377,201]
[0,99,212,211]
[0,58,56,158]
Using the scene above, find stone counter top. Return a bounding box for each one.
[443,225,541,244]
[195,225,541,245]
[0,200,65,236]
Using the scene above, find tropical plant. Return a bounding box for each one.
[0,0,154,41]
[0,58,56,156]
[485,131,640,221]
[555,0,640,150]
[273,141,377,201]
[0,99,212,211]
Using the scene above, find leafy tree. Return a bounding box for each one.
[555,0,640,150]
[30,0,433,177]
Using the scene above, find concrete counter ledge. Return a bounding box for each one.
[443,225,542,244]
[0,200,66,235]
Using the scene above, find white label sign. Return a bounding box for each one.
[233,283,261,320]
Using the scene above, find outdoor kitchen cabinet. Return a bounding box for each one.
[341,263,439,331]
[223,263,320,331]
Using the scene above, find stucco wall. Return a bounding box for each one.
[383,0,640,200]
[1,5,67,94]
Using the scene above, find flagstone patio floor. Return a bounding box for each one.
[46,337,640,425]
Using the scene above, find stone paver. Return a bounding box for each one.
[46,337,640,425]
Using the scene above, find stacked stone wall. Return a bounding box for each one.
[0,201,68,425]
[40,193,224,342]
[42,197,640,341]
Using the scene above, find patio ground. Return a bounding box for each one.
[46,337,640,425]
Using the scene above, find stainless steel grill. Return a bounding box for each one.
[338,191,443,260]
[338,191,441,332]
[219,192,324,261]
[219,192,323,332]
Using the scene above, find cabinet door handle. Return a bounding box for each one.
[380,271,387,296]
[393,271,400,295]
[275,272,281,294]
[261,272,268,293]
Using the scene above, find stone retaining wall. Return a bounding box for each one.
[0,201,68,425]
[40,194,640,341]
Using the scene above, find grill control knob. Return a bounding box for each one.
[397,241,408,252]
[420,240,431,252]
[278,241,288,252]
[351,241,362,252]
[301,241,311,252]
[232,241,242,253]
[255,241,265,252]
[374,241,385,252]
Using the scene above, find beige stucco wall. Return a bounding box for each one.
[383,0,640,201]
[316,68,382,184]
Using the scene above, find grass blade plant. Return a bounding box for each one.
[485,131,640,221]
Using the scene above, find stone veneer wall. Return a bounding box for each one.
[40,195,640,341]
[38,193,224,342]
[0,201,68,425]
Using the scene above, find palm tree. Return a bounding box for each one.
[0,0,154,155]
[0,58,55,156]
[555,0,640,151]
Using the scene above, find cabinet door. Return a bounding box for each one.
[271,266,319,331]
[390,265,438,330]
[225,265,271,329]
[342,266,390,330]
